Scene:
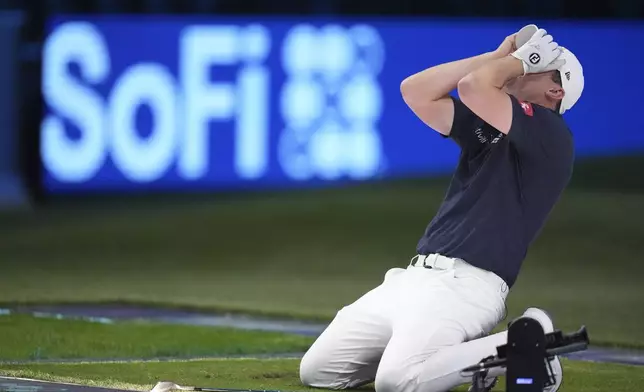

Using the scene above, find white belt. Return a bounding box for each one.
[411,253,455,270]
[411,253,509,300]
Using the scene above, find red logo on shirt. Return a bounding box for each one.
[520,101,534,117]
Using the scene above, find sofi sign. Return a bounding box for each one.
[42,18,644,193]
[43,23,273,183]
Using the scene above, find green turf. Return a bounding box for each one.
[0,157,643,348]
[0,315,313,361]
[1,358,643,392]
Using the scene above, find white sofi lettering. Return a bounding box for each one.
[109,64,178,182]
[235,25,270,180]
[41,22,109,182]
[179,26,237,180]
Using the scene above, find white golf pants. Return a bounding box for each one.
[300,254,510,392]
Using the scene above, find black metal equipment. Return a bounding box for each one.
[463,317,590,392]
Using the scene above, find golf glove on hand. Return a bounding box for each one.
[511,28,565,75]
[515,24,538,49]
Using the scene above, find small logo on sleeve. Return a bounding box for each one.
[520,101,534,117]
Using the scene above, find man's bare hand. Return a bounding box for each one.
[494,24,539,58]
[495,33,518,58]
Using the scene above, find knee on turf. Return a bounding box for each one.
[376,365,452,392]
[374,366,412,392]
[299,351,349,389]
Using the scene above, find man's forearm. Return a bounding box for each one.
[464,56,525,91]
[400,51,503,103]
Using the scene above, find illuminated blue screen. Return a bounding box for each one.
[41,17,644,193]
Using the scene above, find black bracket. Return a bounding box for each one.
[463,318,590,392]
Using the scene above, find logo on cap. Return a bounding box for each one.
[565,71,571,81]
[529,53,541,64]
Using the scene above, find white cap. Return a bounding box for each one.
[514,25,584,114]
[557,47,584,114]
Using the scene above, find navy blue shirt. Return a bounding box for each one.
[416,94,574,288]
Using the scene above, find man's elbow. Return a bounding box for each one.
[400,76,441,109]
[400,76,417,104]
[456,73,481,103]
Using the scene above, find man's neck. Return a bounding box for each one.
[522,96,558,112]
